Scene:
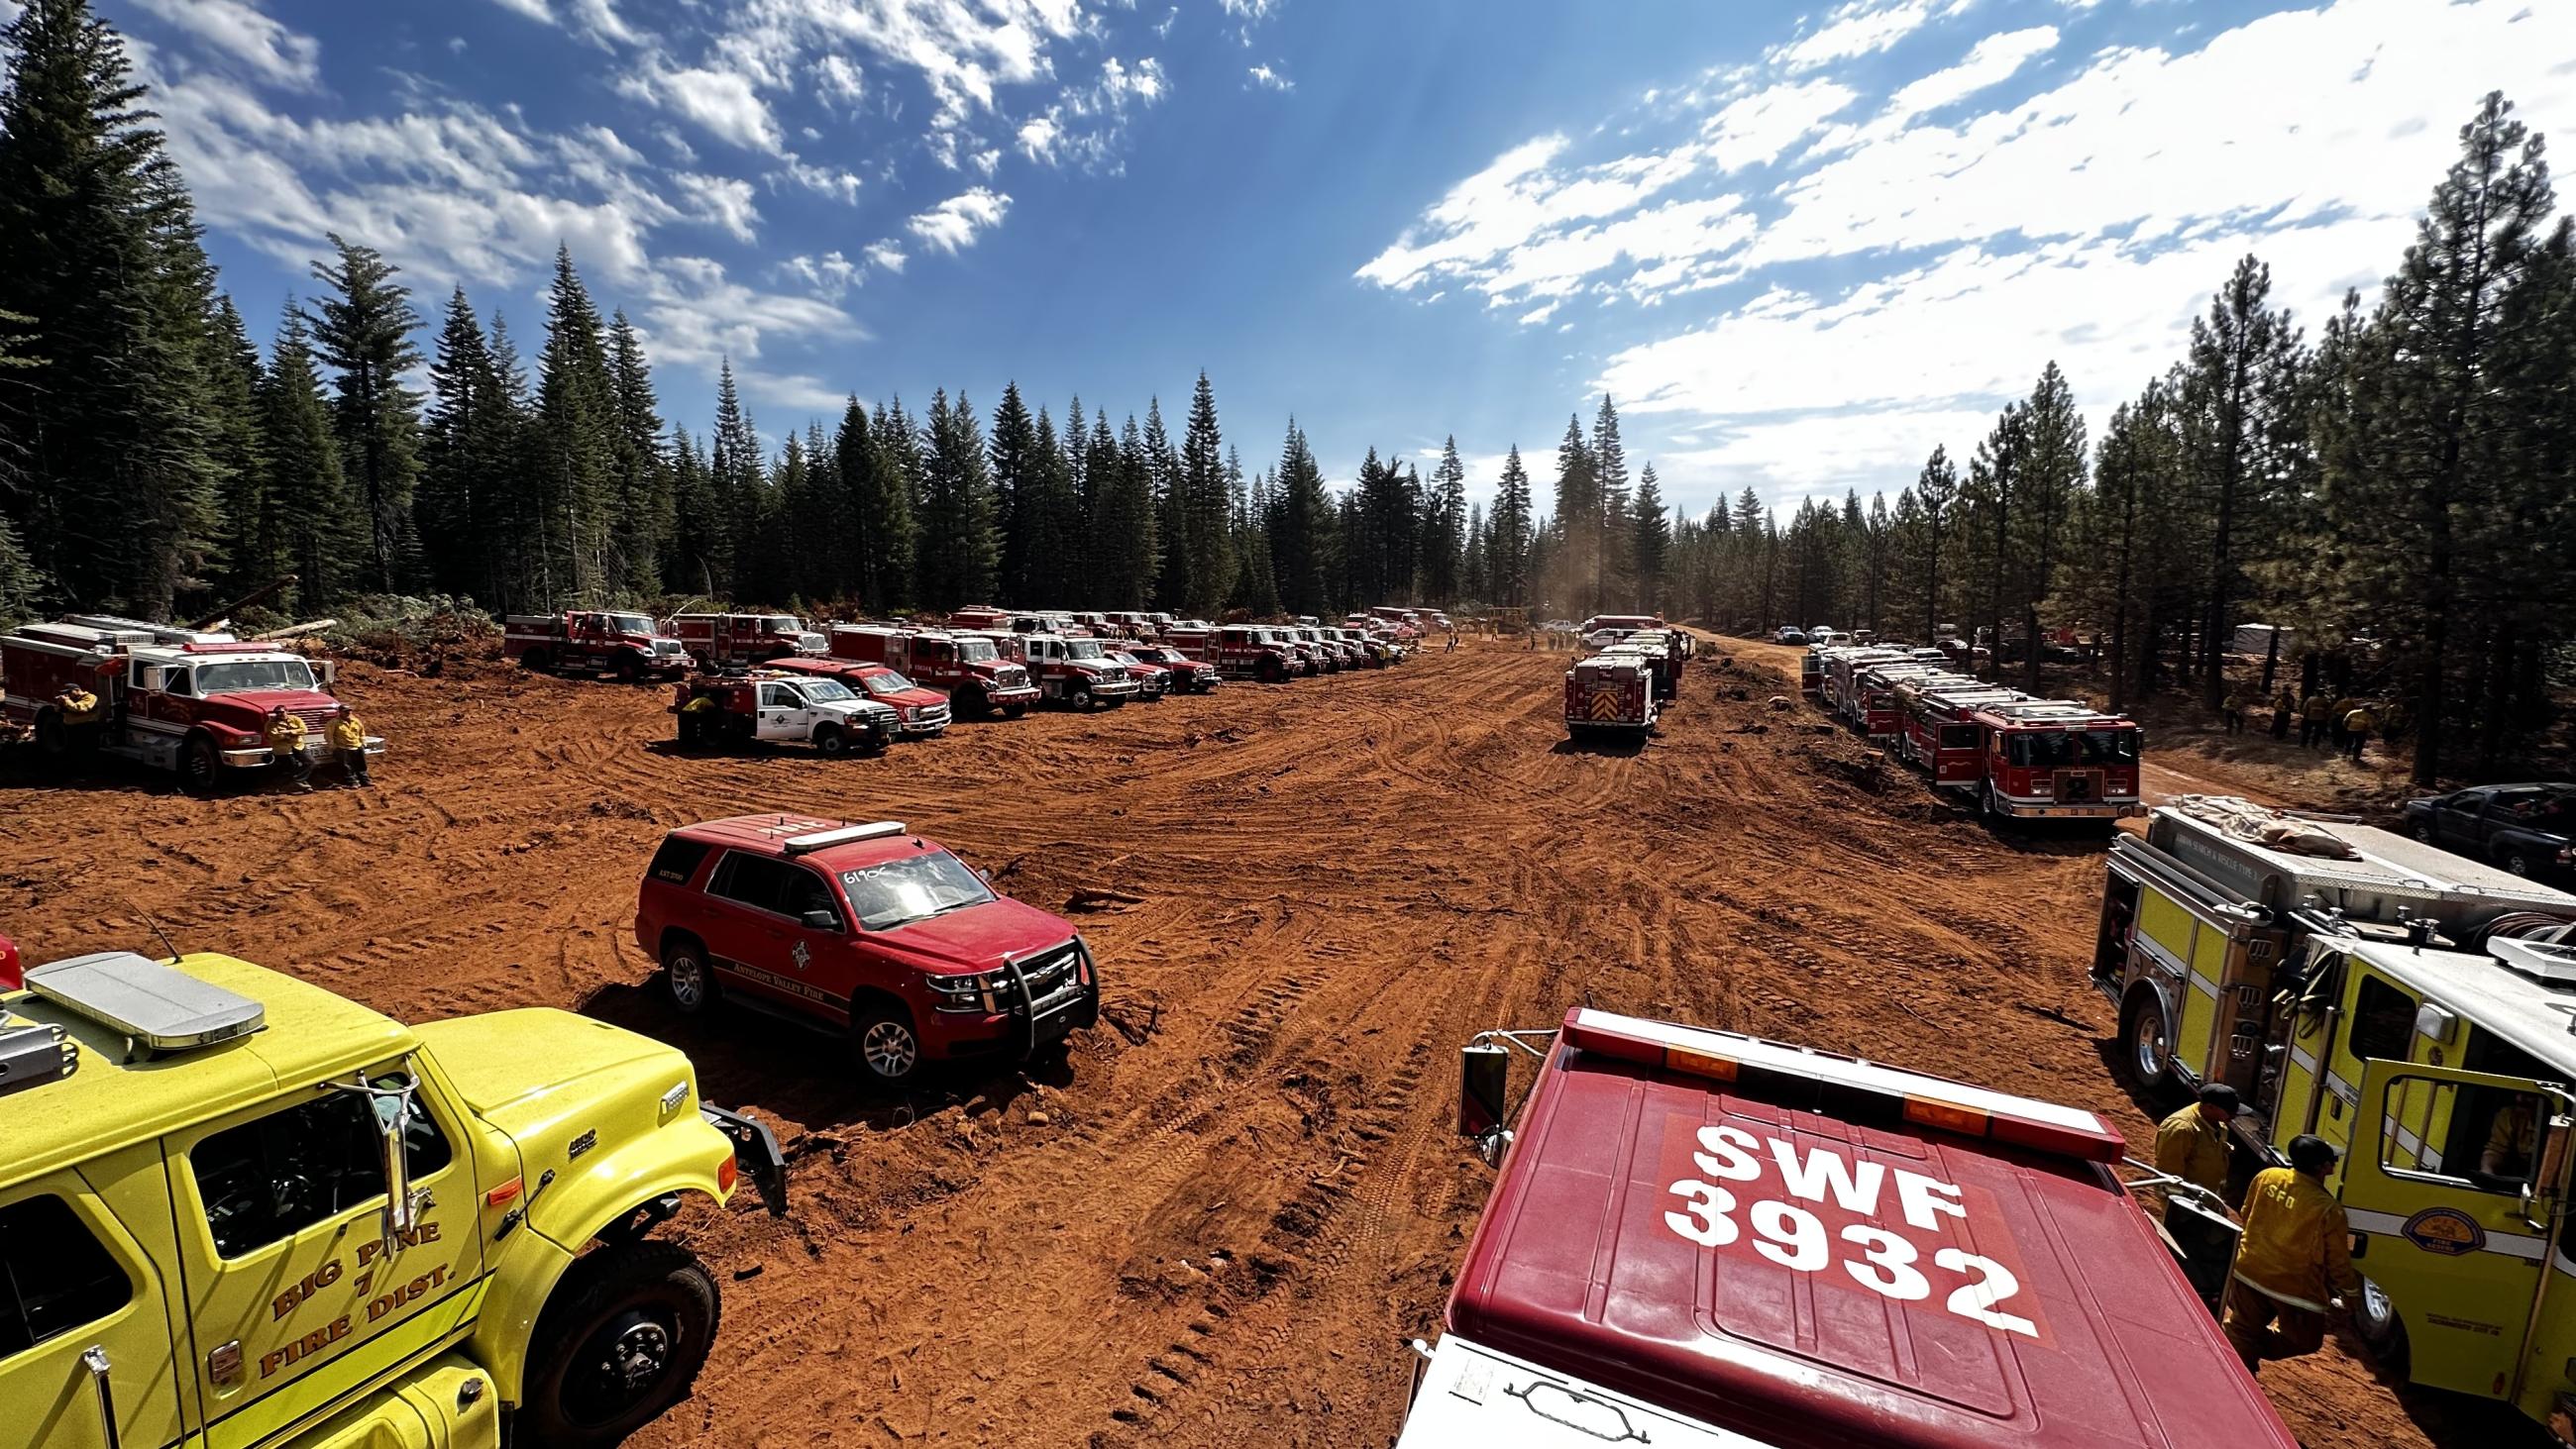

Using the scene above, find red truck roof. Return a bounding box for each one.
[1443,1009,2293,1449]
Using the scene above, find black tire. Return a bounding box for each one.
[1258,657,1285,684]
[520,1240,719,1449]
[2120,990,2174,1095]
[33,711,64,756]
[813,724,849,758]
[2503,851,2533,879]
[179,735,222,796]
[2353,1279,2411,1384]
[1002,702,1028,720]
[615,655,642,684]
[959,686,990,719]
[1069,683,1095,713]
[661,936,716,1016]
[851,1000,924,1086]
[2407,817,2434,844]
[524,649,553,673]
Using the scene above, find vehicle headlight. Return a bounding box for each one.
[928,970,1008,1013]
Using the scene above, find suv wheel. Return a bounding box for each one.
[852,1002,923,1085]
[813,723,849,758]
[521,1241,719,1449]
[2504,851,2533,878]
[662,938,717,1015]
[2409,817,2434,843]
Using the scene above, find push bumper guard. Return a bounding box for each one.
[698,1102,791,1216]
[1002,937,1101,1061]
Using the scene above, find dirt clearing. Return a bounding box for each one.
[0,641,2446,1447]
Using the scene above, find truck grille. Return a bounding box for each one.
[995,666,1028,689]
[1016,941,1087,1016]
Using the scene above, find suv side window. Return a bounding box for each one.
[0,1194,132,1358]
[779,868,840,925]
[758,682,795,708]
[649,834,714,885]
[191,1073,452,1259]
[709,852,794,915]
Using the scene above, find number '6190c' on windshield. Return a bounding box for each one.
[1661,1122,2041,1339]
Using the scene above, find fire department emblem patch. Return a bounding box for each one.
[791,939,811,971]
[2400,1206,2484,1256]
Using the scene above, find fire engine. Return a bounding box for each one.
[1,615,383,792]
[1399,1009,2297,1449]
[0,942,784,1449]
[503,611,691,681]
[1563,653,1658,740]
[829,626,1037,719]
[671,672,897,756]
[2093,798,2576,1433]
[1815,645,1912,719]
[767,658,952,737]
[1967,699,2141,820]
[668,612,825,668]
[1167,625,1297,683]
[1843,660,1957,741]
[944,605,1012,633]
[1576,613,1661,650]
[981,633,1139,710]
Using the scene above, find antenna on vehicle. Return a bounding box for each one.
[127,899,184,966]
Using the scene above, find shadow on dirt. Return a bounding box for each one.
[1553,733,1651,758]
[1982,818,2123,856]
[577,979,1072,1139]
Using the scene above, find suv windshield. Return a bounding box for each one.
[799,678,858,703]
[197,660,317,693]
[859,671,916,696]
[837,851,997,930]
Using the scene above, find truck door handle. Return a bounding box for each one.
[82,1345,122,1449]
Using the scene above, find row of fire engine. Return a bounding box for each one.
[1802,641,2143,821]
[651,608,1434,758]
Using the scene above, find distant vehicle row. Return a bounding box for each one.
[1562,617,1688,740]
[1804,640,2141,821]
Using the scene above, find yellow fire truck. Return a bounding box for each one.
[2092,798,2576,1432]
[0,945,785,1449]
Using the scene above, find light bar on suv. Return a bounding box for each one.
[782,821,908,854]
[1557,1008,2124,1162]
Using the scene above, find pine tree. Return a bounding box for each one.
[2014,361,2088,690]
[2182,256,2301,707]
[1104,415,1158,607]
[668,427,717,597]
[419,287,499,602]
[1631,462,1669,613]
[707,361,763,597]
[0,0,226,616]
[1025,406,1079,606]
[534,248,616,602]
[1423,436,1467,603]
[1490,445,1533,606]
[604,309,670,596]
[913,389,998,607]
[870,395,920,606]
[988,382,1038,604]
[1911,445,1956,639]
[1146,396,1187,609]
[205,296,277,600]
[1271,421,1332,618]
[1180,372,1234,614]
[1551,415,1595,613]
[261,304,357,611]
[306,235,423,594]
[1592,395,1632,609]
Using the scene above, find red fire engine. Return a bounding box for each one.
[1,615,382,792]
[671,612,826,667]
[1816,646,1912,719]
[1894,682,2022,791]
[1967,700,2142,820]
[1166,625,1298,682]
[829,626,1038,718]
[504,610,691,680]
[1846,661,1962,741]
[1400,1009,2298,1449]
[1563,653,1658,740]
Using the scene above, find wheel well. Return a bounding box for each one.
[659,928,703,964]
[846,986,910,1023]
[2121,982,2169,1039]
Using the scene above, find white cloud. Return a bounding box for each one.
[864,242,909,273]
[1518,301,1559,326]
[776,250,861,299]
[1017,113,1061,161]
[617,63,786,154]
[1883,25,2057,120]
[483,0,552,22]
[1699,77,1860,167]
[906,187,1013,253]
[131,0,321,90]
[778,158,863,203]
[814,53,865,108]
[673,172,762,243]
[1770,0,1940,73]
[479,0,631,46]
[1246,63,1292,92]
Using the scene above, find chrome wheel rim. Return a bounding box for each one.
[2130,1008,2165,1081]
[669,956,705,1009]
[863,1020,917,1078]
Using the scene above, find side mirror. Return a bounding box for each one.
[801,909,839,931]
[316,660,338,685]
[137,666,165,694]
[375,1079,419,1237]
[2523,1112,2573,1231]
[1458,1042,1510,1140]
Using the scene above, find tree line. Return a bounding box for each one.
[0,1,2564,781]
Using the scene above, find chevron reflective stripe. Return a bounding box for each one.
[2347,1208,2548,1261]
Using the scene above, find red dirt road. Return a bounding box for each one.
[0,639,2444,1447]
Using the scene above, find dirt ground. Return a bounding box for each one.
[0,637,2467,1448]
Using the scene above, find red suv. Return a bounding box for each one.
[633,815,1100,1084]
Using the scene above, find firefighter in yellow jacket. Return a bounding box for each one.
[54,679,105,760]
[264,706,312,793]
[2223,1134,2362,1372]
[2153,1083,2238,1209]
[324,702,372,787]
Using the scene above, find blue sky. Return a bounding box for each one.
[66,0,2576,518]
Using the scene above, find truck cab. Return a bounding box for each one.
[1971,702,2142,820]
[769,659,951,737]
[1896,683,2018,788]
[631,817,1100,1086]
[1173,627,1293,683]
[0,947,782,1449]
[2092,799,2576,1431]
[829,626,1036,719]
[1401,1009,2296,1449]
[1015,635,1138,710]
[670,613,826,668]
